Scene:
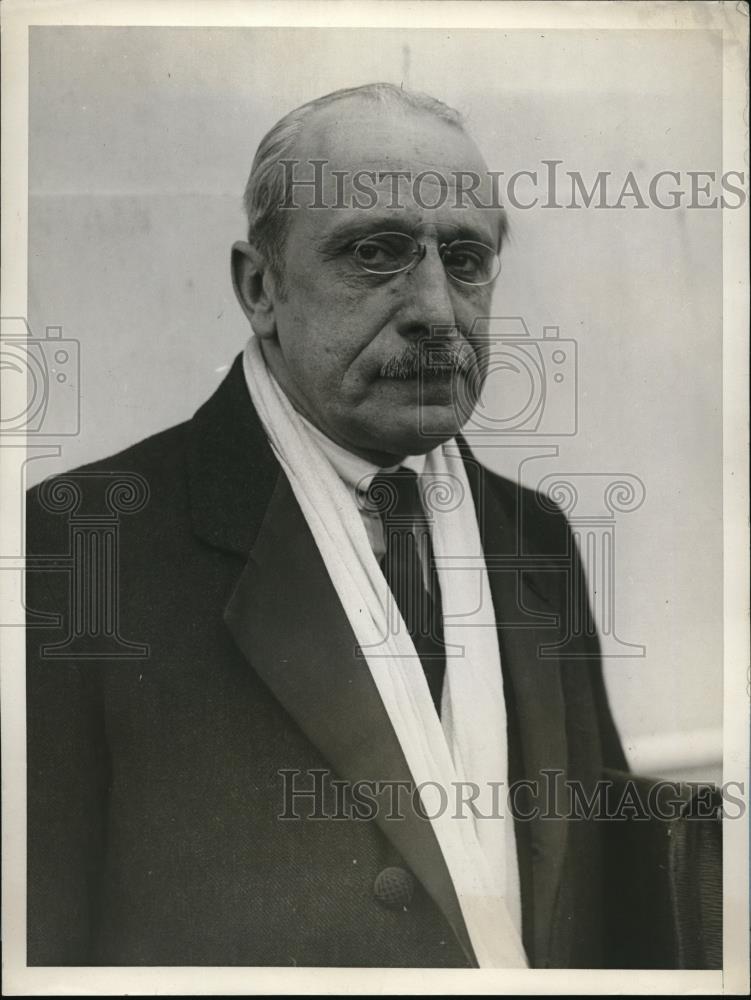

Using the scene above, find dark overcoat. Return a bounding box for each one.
[26,355,627,968]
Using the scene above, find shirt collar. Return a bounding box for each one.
[298,413,429,494]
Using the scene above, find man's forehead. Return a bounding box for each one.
[281,100,503,241]
[296,99,489,177]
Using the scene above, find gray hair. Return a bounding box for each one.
[242,83,466,289]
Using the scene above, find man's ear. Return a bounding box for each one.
[230,241,278,339]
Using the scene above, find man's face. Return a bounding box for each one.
[249,102,503,463]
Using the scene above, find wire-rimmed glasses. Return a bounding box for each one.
[351,231,501,286]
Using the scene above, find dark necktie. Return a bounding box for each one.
[367,468,446,714]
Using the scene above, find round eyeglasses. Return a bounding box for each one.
[351,232,501,286]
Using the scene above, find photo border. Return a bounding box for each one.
[1,1,748,995]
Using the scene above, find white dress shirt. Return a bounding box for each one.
[298,413,434,565]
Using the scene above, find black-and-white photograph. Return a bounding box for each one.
[1,1,748,994]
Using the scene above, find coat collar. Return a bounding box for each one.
[186,354,279,558]
[186,355,571,967]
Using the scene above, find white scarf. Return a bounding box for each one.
[243,336,527,968]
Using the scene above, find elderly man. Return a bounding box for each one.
[26,83,627,968]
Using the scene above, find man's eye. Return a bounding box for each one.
[441,241,497,283]
[353,240,399,266]
[357,243,389,262]
[351,235,414,273]
[445,249,482,275]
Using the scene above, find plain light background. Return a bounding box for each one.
[25,26,724,779]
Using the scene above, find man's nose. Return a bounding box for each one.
[395,244,457,340]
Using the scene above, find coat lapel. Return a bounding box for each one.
[187,355,477,966]
[462,445,571,968]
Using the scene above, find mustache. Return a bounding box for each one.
[379,341,478,380]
